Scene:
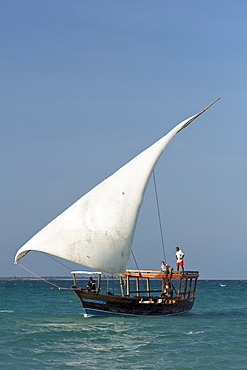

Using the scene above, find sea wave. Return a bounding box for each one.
[186,331,205,335]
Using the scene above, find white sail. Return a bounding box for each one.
[15,100,219,274]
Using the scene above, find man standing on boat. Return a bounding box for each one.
[175,247,185,271]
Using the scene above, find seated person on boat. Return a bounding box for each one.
[161,280,173,299]
[86,277,96,292]
[161,261,170,273]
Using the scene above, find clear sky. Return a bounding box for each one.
[1,1,246,279]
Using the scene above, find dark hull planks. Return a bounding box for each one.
[74,290,195,316]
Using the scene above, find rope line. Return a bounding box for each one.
[41,252,72,271]
[131,250,141,271]
[16,263,61,289]
[131,250,146,291]
[153,170,166,263]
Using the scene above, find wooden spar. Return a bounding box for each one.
[177,277,182,298]
[162,277,165,294]
[126,274,130,296]
[72,273,77,287]
[97,273,101,293]
[146,277,150,297]
[106,274,109,293]
[125,269,199,279]
[136,277,140,297]
[183,278,188,299]
[192,276,198,299]
[177,97,220,133]
[187,278,193,299]
[120,276,125,297]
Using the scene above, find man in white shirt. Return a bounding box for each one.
[175,247,185,271]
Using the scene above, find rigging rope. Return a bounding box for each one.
[153,170,167,263]
[16,263,61,289]
[41,252,73,271]
[131,250,141,271]
[131,250,147,291]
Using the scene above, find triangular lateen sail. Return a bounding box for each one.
[15,99,219,274]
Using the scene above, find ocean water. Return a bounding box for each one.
[0,279,246,369]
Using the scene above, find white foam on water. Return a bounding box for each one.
[186,331,205,335]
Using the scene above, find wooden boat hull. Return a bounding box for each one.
[73,290,195,316]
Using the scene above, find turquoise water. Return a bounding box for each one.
[0,279,247,369]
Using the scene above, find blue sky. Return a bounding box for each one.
[1,1,246,279]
